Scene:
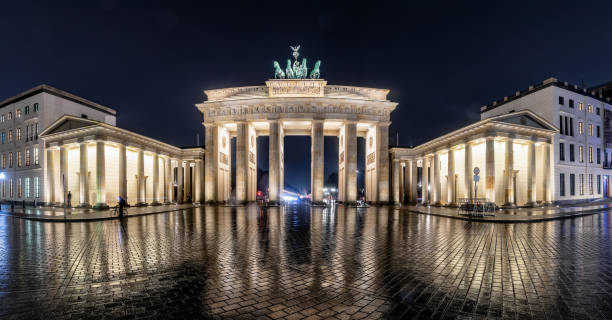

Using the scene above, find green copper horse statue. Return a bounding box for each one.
[273,61,285,79]
[310,60,321,79]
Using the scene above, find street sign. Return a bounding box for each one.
[474,175,480,182]
[473,167,480,175]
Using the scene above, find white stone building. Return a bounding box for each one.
[0,85,117,205]
[481,78,610,202]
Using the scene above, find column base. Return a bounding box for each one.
[432,201,443,207]
[76,203,91,208]
[150,202,162,206]
[134,202,148,207]
[502,202,517,209]
[93,203,109,210]
[446,202,459,208]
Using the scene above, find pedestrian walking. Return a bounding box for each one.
[118,196,126,218]
[67,191,72,208]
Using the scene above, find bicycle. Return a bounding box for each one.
[110,205,128,217]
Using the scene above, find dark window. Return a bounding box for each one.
[598,175,601,194]
[560,173,566,196]
[559,143,565,161]
[24,106,29,115]
[81,114,87,119]
[597,148,601,164]
[559,96,564,105]
[565,117,569,135]
[570,118,574,136]
[569,144,575,162]
[597,125,600,137]
[33,103,38,112]
[570,174,575,196]
[597,107,601,115]
[559,116,564,135]
[606,152,609,167]
[569,99,574,108]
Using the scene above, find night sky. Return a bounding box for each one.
[2,0,612,193]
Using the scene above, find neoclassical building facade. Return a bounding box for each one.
[390,111,557,207]
[196,79,398,204]
[40,116,204,208]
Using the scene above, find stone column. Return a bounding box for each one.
[422,156,430,204]
[433,152,441,205]
[204,124,217,203]
[485,137,495,203]
[177,160,184,203]
[45,148,55,204]
[152,153,160,204]
[311,120,324,204]
[79,142,89,207]
[447,148,455,206]
[268,120,281,203]
[376,123,390,203]
[184,161,192,202]
[399,162,405,204]
[118,144,127,202]
[93,141,107,209]
[59,145,68,205]
[543,143,552,203]
[194,159,203,203]
[503,139,515,207]
[392,159,401,204]
[464,142,472,200]
[526,140,536,206]
[165,157,172,203]
[344,121,357,203]
[235,121,248,202]
[410,160,418,203]
[137,148,145,205]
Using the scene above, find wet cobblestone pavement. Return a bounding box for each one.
[1,204,612,319]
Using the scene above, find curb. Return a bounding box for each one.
[0,205,200,223]
[404,207,608,223]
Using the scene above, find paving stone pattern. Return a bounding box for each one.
[0,204,611,319]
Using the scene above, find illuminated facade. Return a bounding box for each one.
[40,116,204,208]
[0,85,117,204]
[481,78,610,202]
[391,110,557,207]
[196,79,398,204]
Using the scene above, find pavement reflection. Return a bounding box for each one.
[0,204,611,319]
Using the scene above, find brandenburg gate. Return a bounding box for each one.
[196,46,398,204]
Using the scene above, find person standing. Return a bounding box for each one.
[118,196,126,218]
[66,191,72,208]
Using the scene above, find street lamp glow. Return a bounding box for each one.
[0,172,5,179]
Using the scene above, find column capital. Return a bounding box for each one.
[311,119,325,124]
[376,121,391,127]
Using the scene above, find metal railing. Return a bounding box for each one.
[457,198,497,217]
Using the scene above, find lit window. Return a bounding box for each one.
[588,104,593,113]
[17,151,22,167]
[34,177,39,198]
[589,174,593,195]
[579,146,584,162]
[1,114,4,123]
[1,154,5,169]
[8,130,12,142]
[17,178,21,198]
[9,178,13,197]
[24,177,30,198]
[579,102,584,111]
[16,128,21,141]
[580,174,584,195]
[16,109,21,118]
[9,152,13,168]
[2,180,5,198]
[25,149,30,166]
[589,146,593,163]
[589,124,593,136]
[34,148,39,165]
[8,112,12,120]
[579,122,584,135]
